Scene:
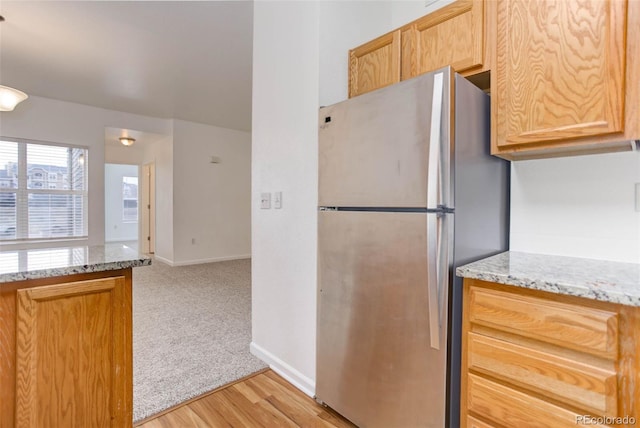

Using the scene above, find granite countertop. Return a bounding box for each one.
[456,251,640,307]
[0,243,151,283]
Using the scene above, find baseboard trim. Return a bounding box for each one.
[153,255,175,266]
[250,342,315,397]
[153,254,251,267]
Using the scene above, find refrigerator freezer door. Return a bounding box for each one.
[317,210,448,428]
[318,69,451,209]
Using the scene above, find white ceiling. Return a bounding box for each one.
[0,1,254,132]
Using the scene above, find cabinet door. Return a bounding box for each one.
[495,0,627,148]
[348,30,401,98]
[403,0,484,80]
[15,276,132,428]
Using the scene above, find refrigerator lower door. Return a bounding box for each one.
[317,210,448,428]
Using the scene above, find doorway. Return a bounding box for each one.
[105,163,139,250]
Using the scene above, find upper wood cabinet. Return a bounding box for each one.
[402,0,485,80]
[348,0,491,98]
[348,30,401,98]
[493,0,640,159]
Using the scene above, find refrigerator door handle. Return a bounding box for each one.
[427,212,440,350]
[427,72,444,209]
[427,72,444,350]
[428,212,450,351]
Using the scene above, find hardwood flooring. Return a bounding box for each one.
[135,369,356,428]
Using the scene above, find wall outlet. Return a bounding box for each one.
[191,238,196,245]
[274,191,282,209]
[261,192,271,209]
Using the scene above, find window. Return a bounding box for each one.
[122,176,138,222]
[0,138,88,241]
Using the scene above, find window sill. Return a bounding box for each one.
[0,237,89,251]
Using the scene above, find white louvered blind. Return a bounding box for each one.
[0,138,88,241]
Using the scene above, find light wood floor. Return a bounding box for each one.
[135,369,356,428]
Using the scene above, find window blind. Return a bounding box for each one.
[0,138,88,241]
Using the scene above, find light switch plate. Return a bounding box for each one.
[274,192,282,209]
[260,192,271,209]
[635,183,640,212]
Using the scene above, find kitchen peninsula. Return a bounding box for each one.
[0,244,150,428]
[457,252,640,427]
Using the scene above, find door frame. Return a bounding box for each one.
[140,162,156,254]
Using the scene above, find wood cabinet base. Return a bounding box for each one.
[1,269,133,428]
[461,279,639,427]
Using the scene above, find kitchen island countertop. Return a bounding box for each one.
[0,243,151,283]
[456,251,640,307]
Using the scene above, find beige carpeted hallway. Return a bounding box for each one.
[132,258,267,422]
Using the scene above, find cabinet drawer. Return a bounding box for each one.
[467,374,613,428]
[467,416,495,428]
[468,332,618,417]
[468,286,619,359]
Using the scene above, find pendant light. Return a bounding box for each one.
[0,85,28,112]
[0,17,29,111]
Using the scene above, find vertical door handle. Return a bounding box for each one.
[427,214,440,350]
[427,72,444,350]
[427,72,444,210]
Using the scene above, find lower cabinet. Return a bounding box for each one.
[461,279,639,428]
[1,270,133,428]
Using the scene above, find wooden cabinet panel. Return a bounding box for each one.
[348,30,401,98]
[469,285,618,359]
[467,374,613,428]
[0,289,17,428]
[14,276,131,428]
[403,0,484,79]
[496,0,626,146]
[468,332,618,417]
[467,416,495,428]
[492,0,640,159]
[349,0,492,97]
[461,279,639,427]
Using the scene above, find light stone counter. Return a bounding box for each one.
[456,251,640,307]
[0,243,151,283]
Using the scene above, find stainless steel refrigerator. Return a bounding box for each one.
[316,67,509,428]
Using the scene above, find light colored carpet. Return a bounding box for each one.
[132,258,267,422]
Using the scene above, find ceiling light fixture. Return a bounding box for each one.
[119,137,136,146]
[0,85,29,112]
[0,18,29,112]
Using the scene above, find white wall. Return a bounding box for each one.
[1,96,250,264]
[319,2,392,106]
[390,0,455,28]
[510,150,640,263]
[252,0,393,394]
[105,143,145,165]
[172,120,251,264]
[251,0,321,393]
[0,95,169,249]
[105,163,139,242]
